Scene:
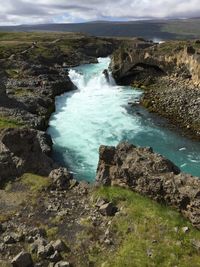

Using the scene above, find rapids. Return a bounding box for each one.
[48,58,200,181]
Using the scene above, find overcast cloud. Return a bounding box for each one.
[0,0,199,25]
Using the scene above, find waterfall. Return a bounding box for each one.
[48,57,200,181]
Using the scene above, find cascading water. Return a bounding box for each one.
[48,57,200,181]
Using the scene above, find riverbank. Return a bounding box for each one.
[141,75,200,140]
[110,39,200,140]
[0,32,120,183]
[48,56,200,179]
[0,32,119,130]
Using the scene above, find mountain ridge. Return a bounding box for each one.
[0,18,200,40]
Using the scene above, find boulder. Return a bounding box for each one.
[49,167,73,190]
[99,202,118,216]
[96,142,200,229]
[0,128,57,183]
[11,251,33,267]
[52,239,69,253]
[4,235,16,244]
[49,250,62,262]
[37,243,54,259]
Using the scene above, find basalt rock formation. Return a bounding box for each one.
[110,40,200,86]
[0,128,57,183]
[0,32,121,184]
[96,142,200,229]
[110,40,200,139]
[0,33,120,132]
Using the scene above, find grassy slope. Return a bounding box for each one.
[93,187,200,267]
[0,32,86,61]
[1,174,200,266]
[162,19,200,37]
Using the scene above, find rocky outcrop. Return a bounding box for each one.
[165,45,200,86]
[96,142,200,229]
[0,65,77,130]
[110,38,157,84]
[11,251,33,267]
[0,33,122,184]
[0,128,57,183]
[49,167,73,190]
[0,33,120,131]
[110,40,200,139]
[110,40,200,86]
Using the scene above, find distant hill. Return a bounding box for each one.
[0,19,200,40]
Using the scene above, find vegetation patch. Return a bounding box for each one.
[0,213,13,223]
[46,226,59,239]
[20,173,51,192]
[13,88,34,96]
[93,186,200,267]
[5,68,20,79]
[0,116,24,129]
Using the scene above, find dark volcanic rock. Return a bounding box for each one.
[96,142,200,229]
[0,33,120,183]
[0,128,56,183]
[110,40,200,138]
[141,76,200,139]
[11,251,33,267]
[49,167,73,190]
[109,39,159,84]
[99,202,118,216]
[4,68,77,130]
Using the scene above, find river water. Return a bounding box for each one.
[48,57,200,181]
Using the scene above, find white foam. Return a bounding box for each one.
[48,57,200,180]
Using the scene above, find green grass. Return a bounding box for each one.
[93,186,200,267]
[13,88,34,96]
[162,20,200,38]
[20,173,51,192]
[0,116,24,129]
[0,43,30,58]
[0,32,88,59]
[46,226,59,239]
[0,213,13,223]
[5,68,19,78]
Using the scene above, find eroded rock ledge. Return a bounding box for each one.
[110,39,200,139]
[96,142,200,229]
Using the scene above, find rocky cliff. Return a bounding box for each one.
[96,142,200,229]
[110,40,200,139]
[0,33,119,131]
[0,32,120,184]
[0,128,57,183]
[110,40,200,86]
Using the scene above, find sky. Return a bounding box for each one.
[0,0,200,25]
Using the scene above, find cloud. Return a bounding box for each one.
[0,0,199,25]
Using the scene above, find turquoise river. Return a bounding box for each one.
[48,58,200,181]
